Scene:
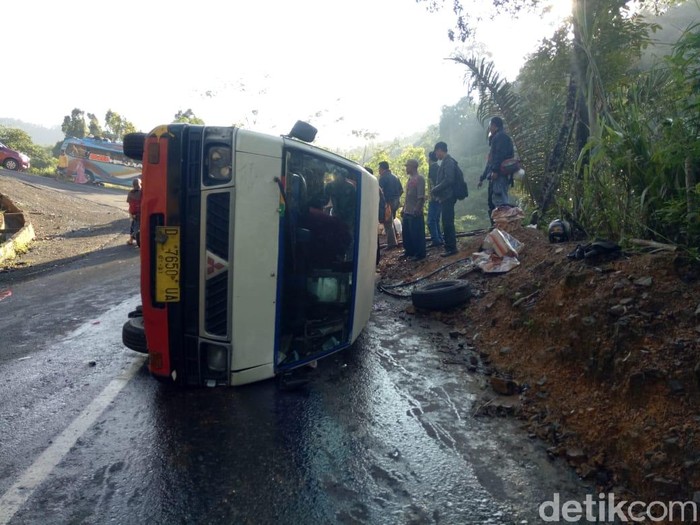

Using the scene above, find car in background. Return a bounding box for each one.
[0,142,31,171]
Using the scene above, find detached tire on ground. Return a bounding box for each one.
[122,316,148,354]
[411,280,471,311]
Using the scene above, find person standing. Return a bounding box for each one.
[126,178,143,246]
[426,150,443,247]
[400,159,426,261]
[378,161,403,249]
[57,152,69,181]
[477,116,514,223]
[324,171,357,233]
[74,159,88,184]
[431,142,459,257]
[298,196,352,269]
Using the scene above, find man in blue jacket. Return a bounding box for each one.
[478,116,515,223]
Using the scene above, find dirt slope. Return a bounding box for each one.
[377,225,700,507]
[0,172,131,284]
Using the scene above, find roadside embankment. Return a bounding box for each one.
[0,192,34,264]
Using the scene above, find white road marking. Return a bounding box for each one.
[0,355,146,525]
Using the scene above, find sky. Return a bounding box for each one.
[7,0,570,150]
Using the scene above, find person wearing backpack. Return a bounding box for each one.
[431,141,460,257]
[378,161,403,249]
[477,116,515,223]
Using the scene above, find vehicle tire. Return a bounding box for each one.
[123,132,147,161]
[3,158,19,171]
[127,305,143,318]
[411,280,471,311]
[85,170,96,184]
[122,316,148,353]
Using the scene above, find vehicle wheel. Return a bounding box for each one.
[85,170,96,184]
[122,316,147,353]
[123,132,147,161]
[127,305,143,318]
[411,280,471,311]
[3,158,19,170]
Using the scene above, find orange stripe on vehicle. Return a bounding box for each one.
[141,136,171,377]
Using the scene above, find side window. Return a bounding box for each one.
[284,150,358,236]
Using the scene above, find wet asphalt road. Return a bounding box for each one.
[0,241,593,524]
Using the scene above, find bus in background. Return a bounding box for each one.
[59,136,142,187]
[120,122,379,387]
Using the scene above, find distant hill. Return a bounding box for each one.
[0,118,64,147]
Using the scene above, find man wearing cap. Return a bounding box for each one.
[401,158,426,261]
[432,141,459,257]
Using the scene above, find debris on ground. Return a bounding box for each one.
[377,223,700,504]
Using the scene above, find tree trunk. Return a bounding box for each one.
[538,75,578,217]
[571,0,592,219]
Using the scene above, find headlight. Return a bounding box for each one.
[205,343,228,372]
[20,153,30,162]
[206,145,232,183]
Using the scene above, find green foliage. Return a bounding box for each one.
[104,110,137,141]
[363,145,427,193]
[560,13,699,245]
[0,127,34,154]
[416,0,683,44]
[62,109,87,139]
[0,126,58,175]
[652,192,700,243]
[87,113,103,138]
[359,96,493,229]
[29,149,58,176]
[59,108,139,144]
[173,109,205,125]
[5,105,141,176]
[443,0,699,247]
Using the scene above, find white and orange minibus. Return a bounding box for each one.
[121,122,378,387]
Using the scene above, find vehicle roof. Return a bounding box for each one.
[281,135,361,170]
[62,137,124,154]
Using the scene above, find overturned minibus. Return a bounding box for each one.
[121,122,378,386]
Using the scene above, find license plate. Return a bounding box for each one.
[155,226,180,302]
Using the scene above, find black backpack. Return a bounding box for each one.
[454,161,468,200]
[392,173,403,198]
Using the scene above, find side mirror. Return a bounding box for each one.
[287,121,317,143]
